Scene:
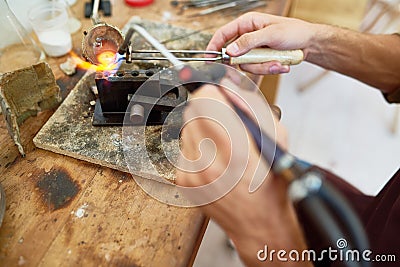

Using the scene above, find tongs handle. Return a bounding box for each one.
[224,48,304,65]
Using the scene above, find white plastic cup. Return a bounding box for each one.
[28,2,72,57]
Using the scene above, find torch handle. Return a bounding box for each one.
[224,48,304,65]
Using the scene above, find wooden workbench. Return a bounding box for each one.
[0,0,292,266]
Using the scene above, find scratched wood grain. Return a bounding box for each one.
[0,150,99,265]
[38,168,204,267]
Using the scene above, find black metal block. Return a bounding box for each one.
[92,70,187,126]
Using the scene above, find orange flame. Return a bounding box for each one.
[70,51,121,72]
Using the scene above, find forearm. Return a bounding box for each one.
[306,24,400,93]
[177,83,312,266]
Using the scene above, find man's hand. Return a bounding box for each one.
[176,80,311,266]
[207,12,400,92]
[207,12,319,75]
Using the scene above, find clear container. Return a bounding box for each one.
[28,1,72,57]
[0,0,45,74]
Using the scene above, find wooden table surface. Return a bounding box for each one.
[0,0,291,266]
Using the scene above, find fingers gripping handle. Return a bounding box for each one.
[223,48,304,65]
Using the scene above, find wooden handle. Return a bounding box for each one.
[224,48,304,65]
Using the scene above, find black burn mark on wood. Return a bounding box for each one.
[36,168,80,211]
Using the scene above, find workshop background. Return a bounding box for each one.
[194,0,400,266]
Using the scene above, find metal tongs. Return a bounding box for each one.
[125,48,303,65]
[122,24,371,267]
[118,27,304,66]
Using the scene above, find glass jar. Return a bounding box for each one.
[0,0,45,74]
